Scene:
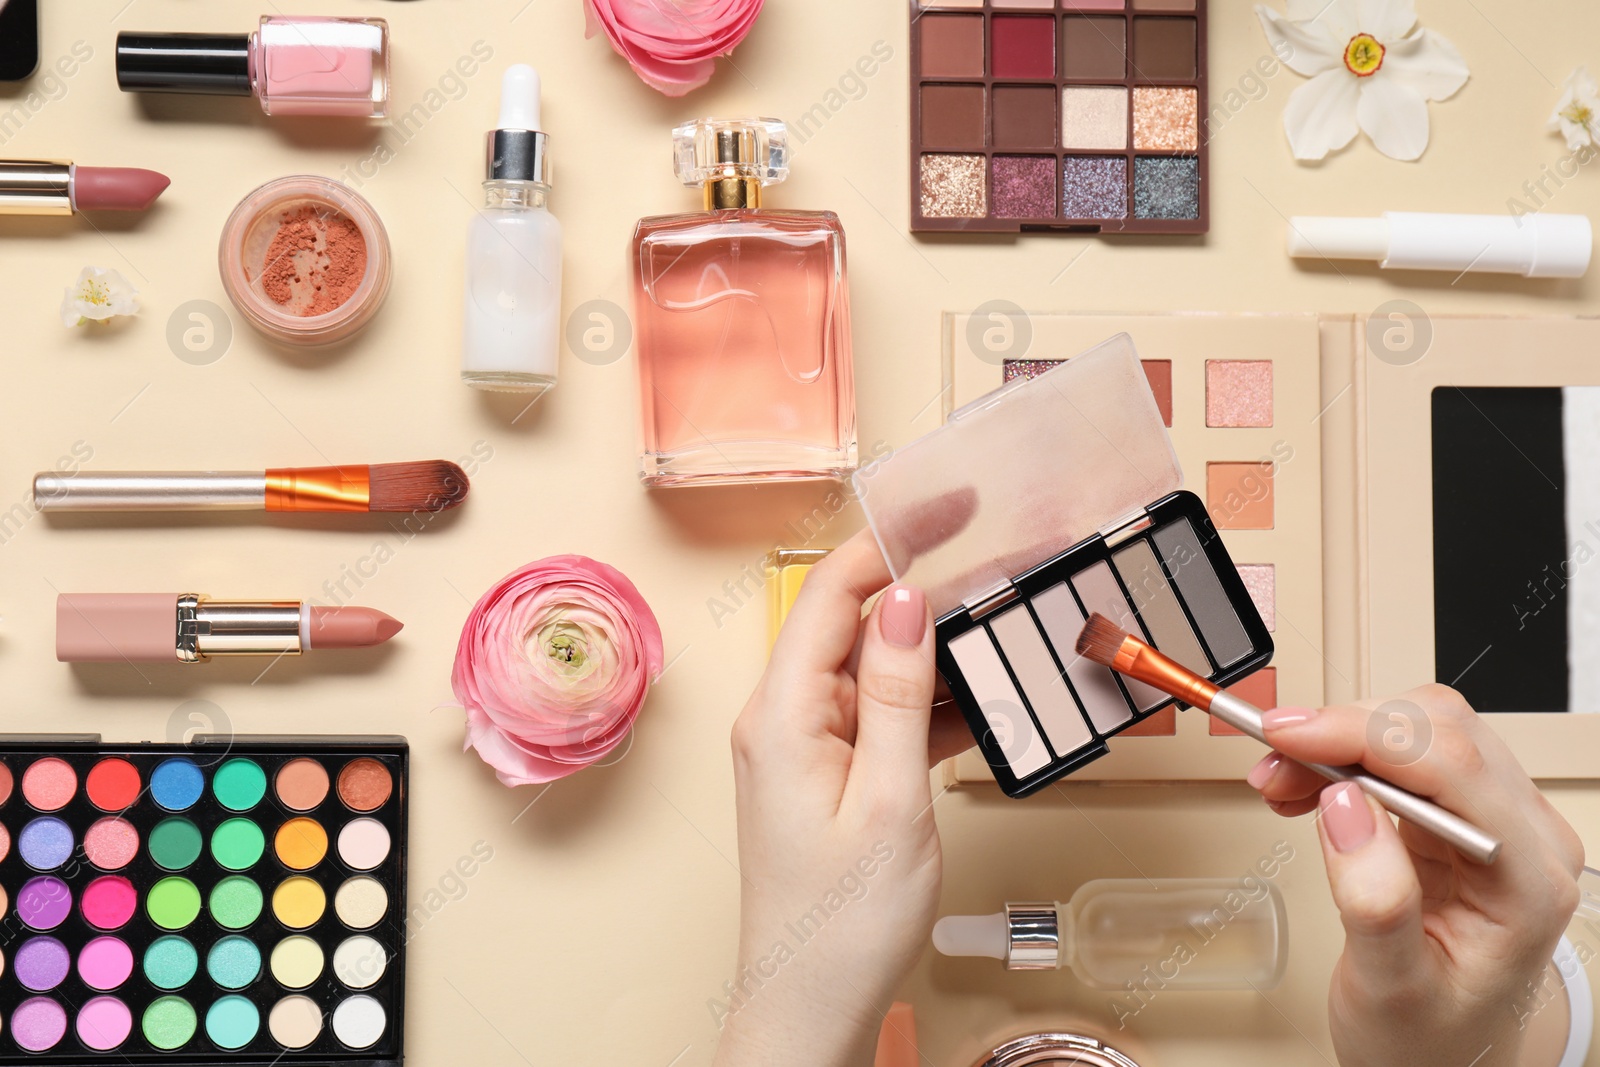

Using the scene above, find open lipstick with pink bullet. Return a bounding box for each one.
[0,159,170,216]
[56,594,401,664]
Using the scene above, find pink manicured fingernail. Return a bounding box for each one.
[882,585,927,648]
[1320,782,1375,853]
[1246,753,1282,791]
[1262,705,1316,730]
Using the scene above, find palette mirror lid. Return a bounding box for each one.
[855,333,1180,619]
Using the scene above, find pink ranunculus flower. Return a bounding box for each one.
[583,0,764,97]
[453,555,665,787]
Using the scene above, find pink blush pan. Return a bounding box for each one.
[84,818,138,871]
[76,995,132,1051]
[81,877,136,931]
[21,759,76,811]
[77,937,134,991]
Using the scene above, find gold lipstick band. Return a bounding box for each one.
[177,595,304,660]
[263,466,371,513]
[0,160,73,216]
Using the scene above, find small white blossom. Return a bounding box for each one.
[1256,0,1470,162]
[61,266,140,328]
[1550,67,1600,152]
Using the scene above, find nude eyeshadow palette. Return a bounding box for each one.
[856,334,1270,795]
[909,0,1209,234]
[0,735,407,1065]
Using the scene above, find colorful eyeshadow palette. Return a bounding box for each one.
[0,736,407,1065]
[909,0,1209,234]
[856,333,1270,795]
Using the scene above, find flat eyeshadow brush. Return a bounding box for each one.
[1076,613,1503,865]
[32,461,469,514]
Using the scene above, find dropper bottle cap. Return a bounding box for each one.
[486,64,550,187]
[933,903,1064,970]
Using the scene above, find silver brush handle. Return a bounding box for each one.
[33,472,267,511]
[1210,691,1503,866]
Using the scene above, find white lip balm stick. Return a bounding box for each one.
[1287,212,1592,278]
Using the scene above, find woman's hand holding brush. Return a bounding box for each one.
[1253,686,1585,1067]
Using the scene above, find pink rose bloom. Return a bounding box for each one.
[453,555,664,787]
[583,0,764,97]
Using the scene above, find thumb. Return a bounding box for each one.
[847,585,937,812]
[1317,782,1431,997]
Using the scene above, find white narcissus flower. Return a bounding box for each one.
[1550,67,1600,152]
[1256,0,1469,162]
[61,266,140,328]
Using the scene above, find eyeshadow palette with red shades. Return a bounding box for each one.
[0,735,408,1066]
[910,0,1209,234]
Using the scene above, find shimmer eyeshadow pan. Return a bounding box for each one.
[910,0,1207,233]
[0,737,408,1066]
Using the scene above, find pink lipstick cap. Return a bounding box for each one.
[56,594,177,663]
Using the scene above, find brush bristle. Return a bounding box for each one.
[367,461,470,513]
[1075,613,1131,668]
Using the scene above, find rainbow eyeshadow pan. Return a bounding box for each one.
[0,737,408,1064]
[85,759,139,813]
[212,759,267,812]
[84,817,139,871]
[148,817,202,871]
[910,0,1208,234]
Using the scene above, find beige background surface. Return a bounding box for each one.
[3,0,1600,1064]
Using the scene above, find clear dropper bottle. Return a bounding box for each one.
[933,879,1288,990]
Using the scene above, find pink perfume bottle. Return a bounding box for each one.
[116,17,390,119]
[631,118,857,487]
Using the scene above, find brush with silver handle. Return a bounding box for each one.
[1077,613,1502,866]
[33,461,469,514]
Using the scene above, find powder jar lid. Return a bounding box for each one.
[672,117,788,188]
[972,1033,1143,1067]
[855,333,1181,621]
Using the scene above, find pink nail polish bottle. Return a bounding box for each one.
[117,17,390,119]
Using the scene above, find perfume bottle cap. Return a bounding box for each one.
[673,117,788,188]
[487,64,550,186]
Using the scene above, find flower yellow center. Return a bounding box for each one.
[78,279,111,306]
[544,627,588,672]
[1563,101,1596,129]
[1344,34,1385,77]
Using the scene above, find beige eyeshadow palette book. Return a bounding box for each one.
[931,312,1600,787]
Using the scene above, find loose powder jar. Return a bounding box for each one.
[219,176,392,347]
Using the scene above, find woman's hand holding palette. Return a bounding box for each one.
[0,738,407,1063]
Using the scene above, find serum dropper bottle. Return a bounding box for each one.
[461,64,563,394]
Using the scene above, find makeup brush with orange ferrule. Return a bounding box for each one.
[1075,613,1503,866]
[32,461,469,515]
